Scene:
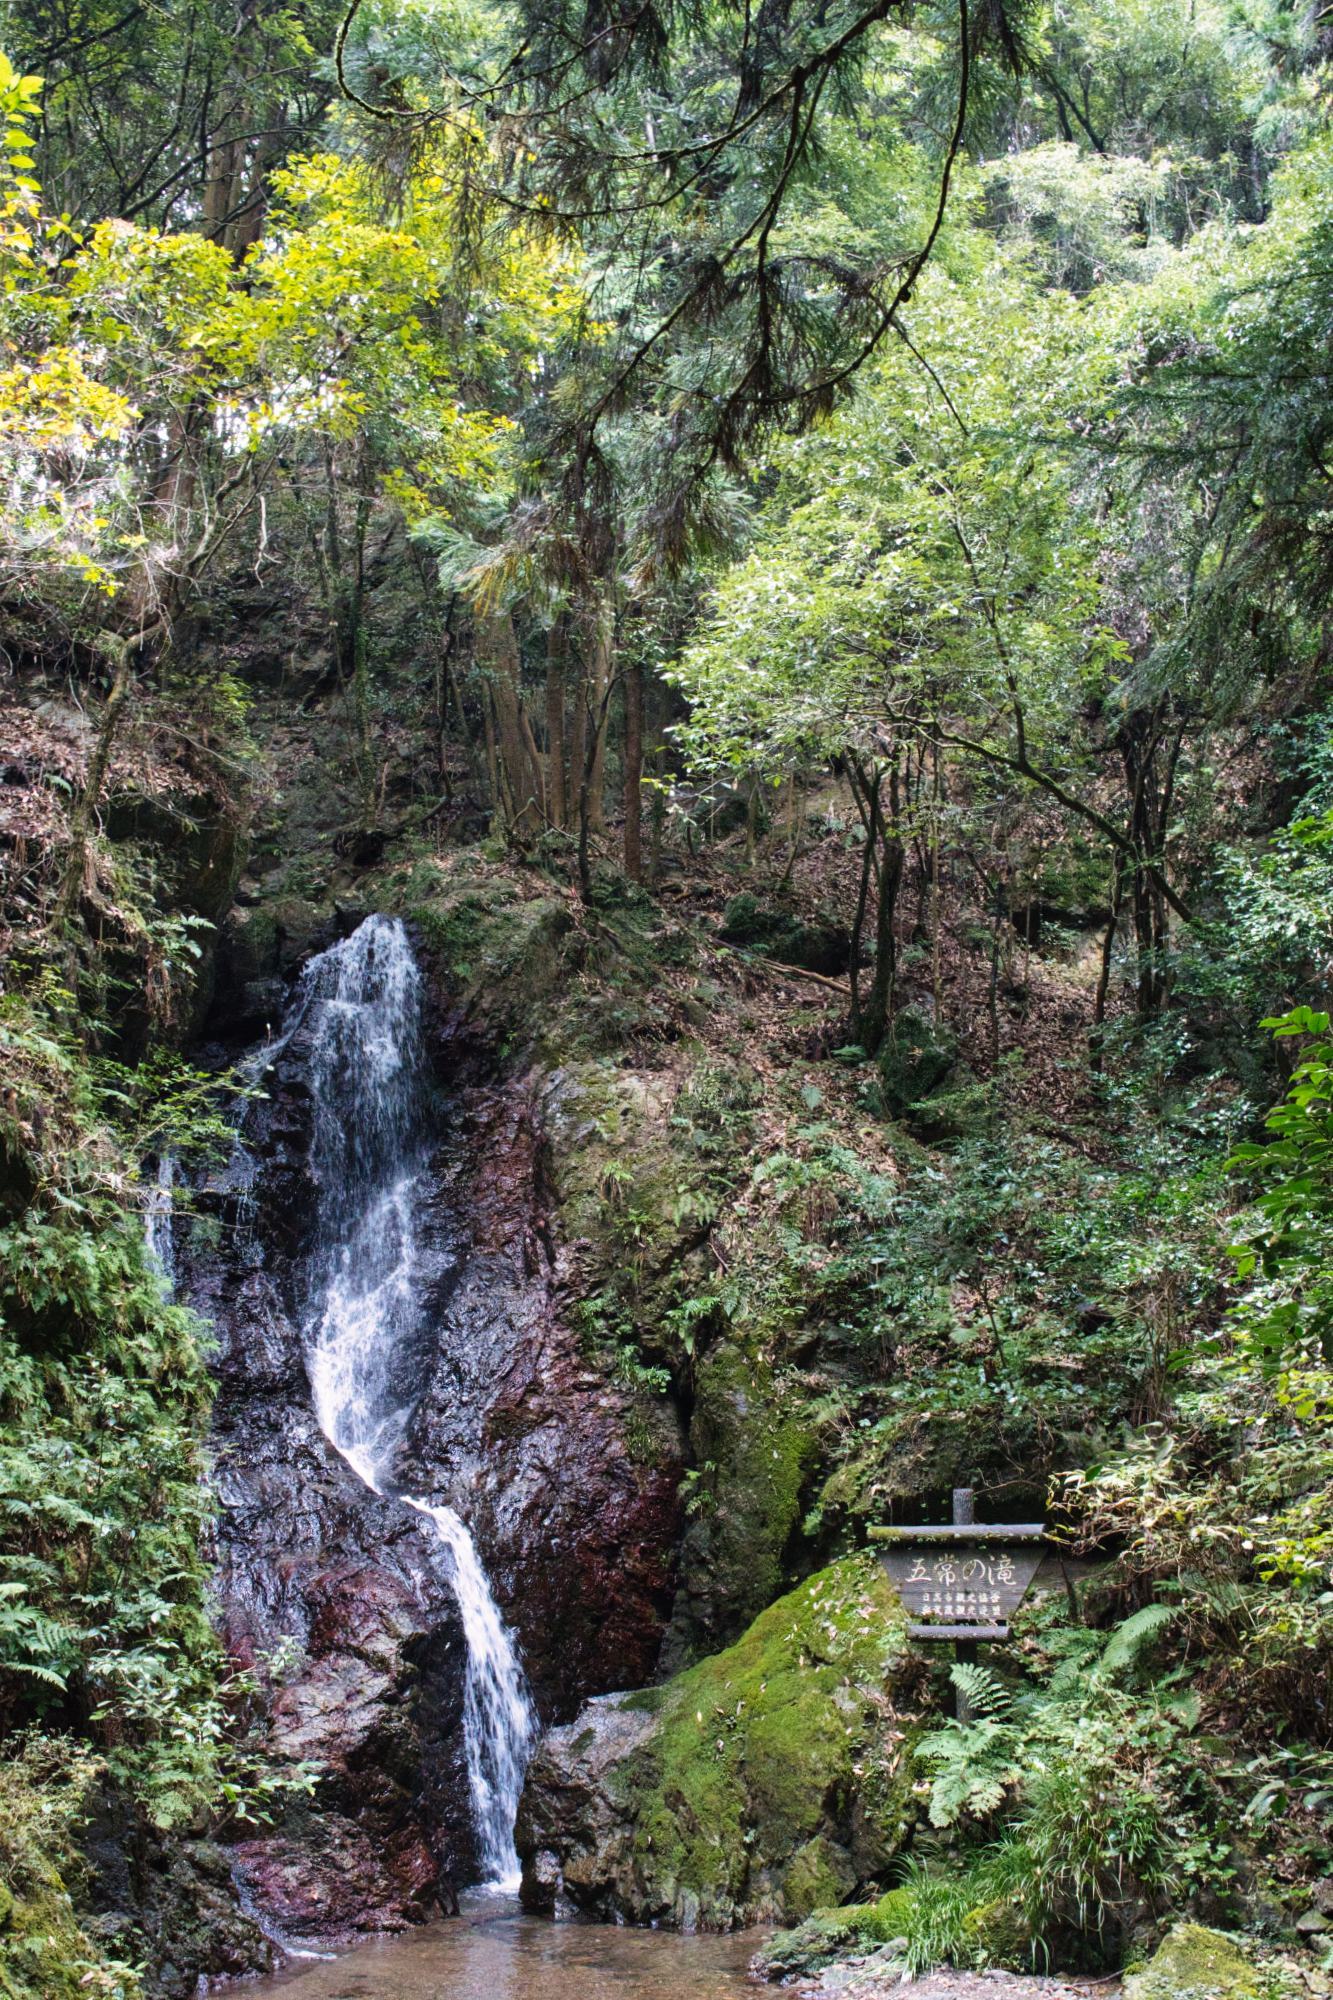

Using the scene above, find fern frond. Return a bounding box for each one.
[1100,1604,1174,1679]
[950,1660,1012,1716]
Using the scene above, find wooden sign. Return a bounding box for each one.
[876,1538,1044,1637]
[868,1490,1046,1643]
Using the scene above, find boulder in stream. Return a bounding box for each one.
[516,1553,925,1928]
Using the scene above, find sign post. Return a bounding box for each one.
[868,1488,1046,1714]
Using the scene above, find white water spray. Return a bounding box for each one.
[289,914,535,1890]
[144,1153,178,1290]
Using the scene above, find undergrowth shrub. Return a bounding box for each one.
[0,987,307,1838]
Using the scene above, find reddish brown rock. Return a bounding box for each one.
[183,1022,685,1951]
[398,1080,685,1719]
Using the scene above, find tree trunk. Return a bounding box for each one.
[650,742,665,883]
[518,701,548,822]
[481,681,500,817]
[623,659,644,880]
[846,761,882,1046]
[546,613,568,828]
[576,656,620,905]
[930,740,944,1025]
[1118,704,1179,1017]
[587,622,611,831]
[1090,853,1123,1074]
[482,612,541,833]
[863,798,905,1055]
[569,643,588,834]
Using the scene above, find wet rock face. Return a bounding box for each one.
[78,1817,278,1999]
[516,1555,925,1931]
[397,1081,685,1721]
[179,1034,473,1951]
[204,1355,473,1942]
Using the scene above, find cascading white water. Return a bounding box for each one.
[286,914,536,1890]
[144,1153,178,1289]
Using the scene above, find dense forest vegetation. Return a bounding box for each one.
[4,0,1333,1990]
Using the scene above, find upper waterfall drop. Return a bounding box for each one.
[278,913,536,1889]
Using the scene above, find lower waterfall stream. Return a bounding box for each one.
[282,914,535,1889]
[246,1894,761,2000]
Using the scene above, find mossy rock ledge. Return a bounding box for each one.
[514,1555,921,1928]
[1123,1924,1268,2000]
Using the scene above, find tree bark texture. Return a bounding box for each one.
[623,660,644,880]
[481,612,542,833]
[546,612,569,829]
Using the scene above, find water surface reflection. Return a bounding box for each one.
[248,1894,763,2000]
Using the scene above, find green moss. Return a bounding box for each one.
[665,1340,821,1662]
[1122,1924,1268,2000]
[613,1554,915,1925]
[0,1744,141,2000]
[407,888,572,1017]
[620,1688,669,1714]
[780,1837,858,1917]
[752,1884,917,1977]
[964,1891,1035,1967]
[863,1886,916,1941]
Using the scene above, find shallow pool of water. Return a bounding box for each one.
[247,1895,765,2000]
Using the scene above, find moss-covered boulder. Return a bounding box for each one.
[1123,1924,1267,1999]
[660,1339,822,1670]
[515,1554,922,1929]
[0,1745,145,2000]
[719,894,850,977]
[752,1888,915,1979]
[876,1010,956,1120]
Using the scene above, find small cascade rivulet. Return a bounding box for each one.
[144,1153,178,1289]
[278,913,536,1889]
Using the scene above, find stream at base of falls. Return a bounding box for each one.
[245,1895,763,2000]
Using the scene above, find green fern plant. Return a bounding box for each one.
[0,1583,70,1688]
[916,1666,1024,1826]
[1099,1604,1175,1680]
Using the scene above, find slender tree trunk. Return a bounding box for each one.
[1119,705,1171,1017]
[988,875,1003,1070]
[518,702,547,822]
[778,773,804,889]
[1090,853,1124,1075]
[482,612,540,832]
[930,740,944,1024]
[623,659,644,880]
[650,743,665,883]
[481,684,500,817]
[351,492,375,827]
[577,697,596,905]
[546,613,568,829]
[848,805,877,1044]
[569,643,588,833]
[863,765,904,1053]
[576,661,621,905]
[587,623,611,831]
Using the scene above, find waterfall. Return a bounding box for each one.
[144,1153,177,1290]
[286,914,536,1890]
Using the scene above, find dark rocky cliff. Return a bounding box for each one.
[161,890,687,1964]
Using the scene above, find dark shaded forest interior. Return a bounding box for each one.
[3,0,1333,1992]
